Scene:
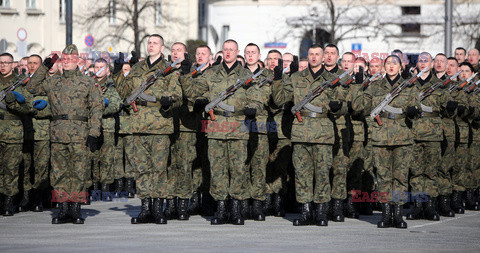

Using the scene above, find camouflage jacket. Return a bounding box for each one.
[272,66,347,144]
[27,65,104,143]
[112,72,130,134]
[443,80,470,143]
[96,76,121,133]
[353,75,418,146]
[245,65,271,135]
[268,71,293,139]
[174,64,204,133]
[414,73,450,142]
[120,57,182,135]
[28,71,53,141]
[192,61,267,140]
[468,83,480,142]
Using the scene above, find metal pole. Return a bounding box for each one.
[313,23,316,44]
[445,0,453,57]
[66,0,73,46]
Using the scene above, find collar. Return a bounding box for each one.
[147,55,163,69]
[222,61,238,75]
[63,69,76,78]
[418,72,433,86]
[309,65,324,80]
[386,74,400,86]
[327,64,339,74]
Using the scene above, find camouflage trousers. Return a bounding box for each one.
[468,142,480,190]
[363,140,375,192]
[247,133,268,201]
[32,140,50,189]
[113,134,135,179]
[347,141,375,195]
[192,132,210,193]
[331,128,350,201]
[410,141,441,197]
[50,142,89,202]
[21,140,34,191]
[92,132,116,185]
[167,131,196,199]
[0,142,22,196]
[292,143,333,204]
[373,145,412,204]
[208,139,250,201]
[452,143,468,191]
[266,137,291,195]
[438,138,454,195]
[130,134,170,199]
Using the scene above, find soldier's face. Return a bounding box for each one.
[0,55,14,76]
[147,37,165,58]
[27,56,41,74]
[282,54,293,70]
[434,55,447,73]
[61,54,79,71]
[122,64,130,75]
[308,48,323,68]
[94,62,108,78]
[244,45,260,66]
[19,59,28,72]
[369,58,382,75]
[195,47,211,65]
[266,52,281,70]
[171,44,186,62]
[417,53,432,72]
[460,65,473,80]
[446,59,459,76]
[384,56,401,77]
[299,60,308,71]
[323,47,338,67]
[341,54,355,72]
[455,49,466,63]
[222,41,239,65]
[468,49,479,66]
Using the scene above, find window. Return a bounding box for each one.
[401,23,421,35]
[0,0,10,8]
[401,6,421,35]
[59,0,66,22]
[109,0,116,25]
[155,0,162,26]
[401,6,421,15]
[26,0,36,9]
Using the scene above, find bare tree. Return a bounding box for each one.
[452,0,480,49]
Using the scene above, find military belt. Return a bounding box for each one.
[300,111,329,119]
[380,112,405,120]
[52,115,88,122]
[134,100,162,107]
[0,113,21,120]
[213,110,244,117]
[420,111,440,118]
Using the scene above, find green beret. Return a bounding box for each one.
[62,44,78,55]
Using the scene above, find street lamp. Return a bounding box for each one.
[310,7,319,43]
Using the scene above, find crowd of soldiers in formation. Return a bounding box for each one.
[0,34,480,228]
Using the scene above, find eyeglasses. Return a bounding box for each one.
[0,62,13,66]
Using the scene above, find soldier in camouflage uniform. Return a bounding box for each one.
[353,55,418,229]
[272,44,348,226]
[27,44,104,224]
[0,52,33,216]
[191,39,268,225]
[121,34,182,225]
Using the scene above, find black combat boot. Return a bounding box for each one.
[331,199,345,222]
[451,191,465,214]
[52,202,71,224]
[465,190,480,211]
[392,204,407,229]
[406,199,424,220]
[264,194,273,216]
[293,202,313,226]
[230,199,245,225]
[201,192,215,216]
[18,190,31,212]
[3,196,15,216]
[359,201,373,215]
[438,195,455,217]
[178,198,190,220]
[252,199,265,221]
[32,188,44,212]
[131,198,152,224]
[211,200,227,225]
[125,178,135,198]
[164,198,178,220]
[315,202,329,226]
[113,178,124,198]
[152,198,167,224]
[344,194,360,219]
[0,194,4,215]
[377,203,393,228]
[240,199,251,220]
[188,191,200,215]
[101,183,112,201]
[70,202,85,224]
[424,196,440,221]
[273,193,285,217]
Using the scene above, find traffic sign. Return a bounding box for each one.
[17,28,27,42]
[85,35,94,47]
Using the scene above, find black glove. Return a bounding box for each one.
[130,51,139,66]
[290,56,299,75]
[446,101,459,116]
[273,59,283,80]
[406,106,418,119]
[355,66,364,84]
[244,107,257,119]
[457,105,466,116]
[212,56,222,66]
[160,96,175,109]
[113,52,125,75]
[86,135,99,153]
[168,55,172,63]
[180,53,192,75]
[329,101,342,113]
[194,99,209,112]
[43,54,59,70]
[402,69,411,80]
